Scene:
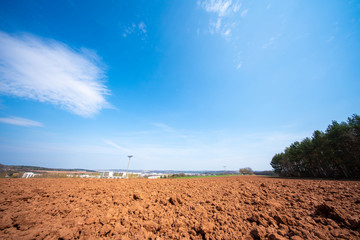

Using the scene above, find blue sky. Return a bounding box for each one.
[0,0,359,171]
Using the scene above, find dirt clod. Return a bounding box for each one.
[268,233,287,240]
[250,226,266,239]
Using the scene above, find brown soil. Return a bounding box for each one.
[0,176,359,239]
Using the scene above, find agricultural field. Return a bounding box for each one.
[0,176,359,239]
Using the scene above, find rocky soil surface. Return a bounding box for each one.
[0,176,359,239]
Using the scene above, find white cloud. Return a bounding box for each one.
[200,0,243,17]
[0,32,109,117]
[138,22,147,34]
[122,22,147,38]
[262,36,277,48]
[152,122,190,140]
[152,122,174,132]
[200,0,233,17]
[209,18,222,34]
[241,9,248,17]
[200,0,244,37]
[232,2,242,13]
[223,29,231,37]
[0,116,43,127]
[122,23,136,37]
[327,36,334,42]
[103,139,130,152]
[199,0,248,69]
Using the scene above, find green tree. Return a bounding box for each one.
[271,114,360,179]
[239,167,254,175]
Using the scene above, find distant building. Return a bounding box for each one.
[100,171,114,178]
[148,175,161,179]
[22,172,40,178]
[78,174,99,178]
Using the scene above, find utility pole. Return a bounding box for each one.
[126,155,133,178]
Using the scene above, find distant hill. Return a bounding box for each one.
[0,164,96,173]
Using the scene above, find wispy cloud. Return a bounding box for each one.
[138,22,147,34]
[122,21,148,39]
[209,18,222,34]
[200,0,242,35]
[232,2,242,13]
[240,9,248,17]
[0,31,109,117]
[262,37,275,48]
[262,35,281,49]
[151,122,190,140]
[199,0,245,68]
[0,116,43,127]
[103,139,130,152]
[200,0,233,17]
[0,128,311,170]
[151,122,174,132]
[222,29,231,38]
[97,129,310,170]
[122,23,136,37]
[327,36,335,42]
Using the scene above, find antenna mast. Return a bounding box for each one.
[126,155,133,178]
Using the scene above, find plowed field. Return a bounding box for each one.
[0,176,359,239]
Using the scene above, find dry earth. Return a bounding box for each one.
[0,176,359,239]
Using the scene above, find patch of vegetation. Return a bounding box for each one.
[239,167,254,175]
[0,164,97,178]
[0,164,95,173]
[127,173,139,179]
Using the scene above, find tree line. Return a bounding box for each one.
[271,114,360,179]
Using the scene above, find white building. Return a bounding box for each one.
[148,175,161,179]
[22,172,40,178]
[100,171,114,178]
